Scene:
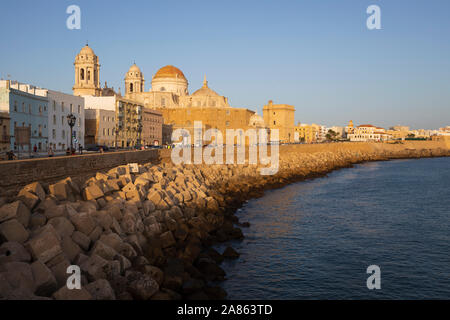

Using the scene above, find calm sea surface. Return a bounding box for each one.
[217,157,450,299]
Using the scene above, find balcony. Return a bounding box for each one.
[0,135,10,143]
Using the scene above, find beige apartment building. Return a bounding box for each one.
[85,109,116,147]
[141,108,163,146]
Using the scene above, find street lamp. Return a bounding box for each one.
[66,113,76,153]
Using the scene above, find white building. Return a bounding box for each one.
[348,124,391,142]
[47,90,85,151]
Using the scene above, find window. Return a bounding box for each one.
[29,104,31,114]
[273,121,276,125]
[22,102,25,112]
[87,70,91,81]
[53,115,56,125]
[226,121,230,127]
[80,69,85,81]
[130,83,133,92]
[38,125,42,137]
[70,104,73,113]
[78,105,81,113]
[39,105,42,115]
[161,98,166,107]
[52,129,56,139]
[14,101,17,112]
[53,101,56,111]
[160,87,165,92]
[62,130,65,139]
[103,128,106,136]
[61,102,64,112]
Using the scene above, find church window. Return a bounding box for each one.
[160,87,165,92]
[130,83,134,93]
[274,121,276,125]
[53,115,56,125]
[80,69,85,81]
[52,129,56,139]
[161,98,166,107]
[87,70,91,81]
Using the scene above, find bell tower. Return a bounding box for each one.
[73,44,102,96]
[125,63,145,96]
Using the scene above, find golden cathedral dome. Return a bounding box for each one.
[153,65,186,80]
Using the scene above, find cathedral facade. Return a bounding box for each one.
[72,44,295,146]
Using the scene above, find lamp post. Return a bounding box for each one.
[66,113,76,153]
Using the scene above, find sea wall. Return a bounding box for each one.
[0,149,172,197]
[0,141,448,300]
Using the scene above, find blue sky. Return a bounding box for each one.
[1,0,449,129]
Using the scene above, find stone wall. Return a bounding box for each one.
[0,149,172,197]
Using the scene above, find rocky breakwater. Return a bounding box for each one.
[0,142,449,300]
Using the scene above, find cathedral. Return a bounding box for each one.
[72,44,295,145]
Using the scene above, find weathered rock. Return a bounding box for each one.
[47,254,71,288]
[17,190,40,210]
[30,213,47,229]
[48,217,75,238]
[52,286,92,300]
[44,204,67,220]
[83,183,104,201]
[99,233,123,252]
[31,260,58,297]
[159,231,176,249]
[127,272,159,300]
[80,254,109,281]
[61,236,82,263]
[49,182,70,201]
[69,211,96,236]
[71,230,91,251]
[222,247,240,259]
[90,240,118,261]
[85,279,116,300]
[0,219,29,244]
[0,262,36,294]
[26,225,62,263]
[21,182,46,202]
[0,241,31,264]
[88,226,103,243]
[142,265,164,286]
[0,200,30,228]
